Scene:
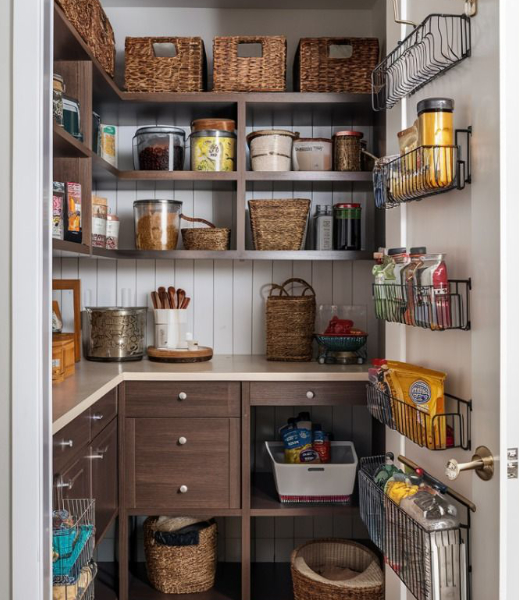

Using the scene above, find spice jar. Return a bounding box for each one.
[133,126,186,171]
[53,74,65,127]
[333,203,362,250]
[134,199,183,251]
[106,213,120,249]
[92,196,108,248]
[190,130,236,172]
[333,131,364,171]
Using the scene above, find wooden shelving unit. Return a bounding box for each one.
[52,3,383,262]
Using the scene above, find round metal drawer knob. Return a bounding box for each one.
[178,392,187,401]
[178,436,187,445]
[179,485,188,494]
[306,391,315,399]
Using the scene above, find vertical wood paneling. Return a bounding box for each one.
[78,258,97,308]
[96,260,117,306]
[233,260,253,354]
[213,260,234,354]
[251,261,272,355]
[193,259,214,347]
[61,258,79,332]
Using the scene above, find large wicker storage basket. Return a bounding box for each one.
[213,36,286,92]
[291,539,384,600]
[56,0,116,77]
[144,518,217,594]
[249,199,310,251]
[266,278,316,362]
[181,215,231,251]
[295,38,379,93]
[125,37,206,93]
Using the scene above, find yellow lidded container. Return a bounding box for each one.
[191,129,236,172]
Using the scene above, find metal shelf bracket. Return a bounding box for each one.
[465,0,477,17]
[391,0,476,25]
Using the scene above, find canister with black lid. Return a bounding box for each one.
[417,98,454,147]
[333,203,361,251]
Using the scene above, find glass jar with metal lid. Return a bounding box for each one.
[190,129,236,172]
[333,130,364,171]
[333,203,362,250]
[133,126,186,171]
[134,199,183,250]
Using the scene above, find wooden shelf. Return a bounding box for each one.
[52,238,90,257]
[251,473,359,517]
[245,171,373,182]
[53,123,90,158]
[129,562,241,600]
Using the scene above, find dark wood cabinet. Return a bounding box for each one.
[90,388,117,440]
[91,418,118,544]
[56,454,92,502]
[250,381,367,406]
[53,411,91,472]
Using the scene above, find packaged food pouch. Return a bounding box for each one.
[385,361,446,449]
[282,425,316,464]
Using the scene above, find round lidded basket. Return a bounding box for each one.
[144,517,217,594]
[181,215,231,251]
[266,278,316,362]
[334,130,364,171]
[291,539,384,600]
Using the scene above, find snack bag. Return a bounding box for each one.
[282,425,318,464]
[385,361,446,449]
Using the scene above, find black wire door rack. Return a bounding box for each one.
[372,14,472,111]
[359,453,475,600]
[366,382,472,451]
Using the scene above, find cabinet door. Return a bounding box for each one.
[125,418,240,510]
[91,418,118,544]
[55,454,91,503]
[90,388,117,440]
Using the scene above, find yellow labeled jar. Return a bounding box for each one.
[191,129,236,172]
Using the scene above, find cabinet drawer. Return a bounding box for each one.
[53,413,91,473]
[90,388,118,439]
[125,418,240,509]
[249,381,367,406]
[54,454,91,502]
[125,381,241,418]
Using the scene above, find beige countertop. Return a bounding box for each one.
[52,355,370,434]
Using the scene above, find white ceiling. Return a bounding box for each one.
[102,0,378,9]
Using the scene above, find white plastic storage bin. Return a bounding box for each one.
[265,441,358,503]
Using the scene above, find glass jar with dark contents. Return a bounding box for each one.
[133,126,186,171]
[333,203,362,250]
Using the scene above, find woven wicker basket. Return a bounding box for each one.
[144,518,217,594]
[295,38,379,93]
[56,0,115,77]
[125,37,206,93]
[181,215,231,251]
[266,278,315,362]
[213,36,286,92]
[249,199,310,251]
[291,539,384,600]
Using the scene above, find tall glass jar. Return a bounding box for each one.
[333,131,364,171]
[134,199,183,250]
[333,203,362,250]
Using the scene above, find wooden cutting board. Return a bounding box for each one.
[147,346,213,363]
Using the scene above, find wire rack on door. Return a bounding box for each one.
[372,14,472,111]
[372,278,471,331]
[359,453,475,600]
[366,382,472,451]
[373,129,472,209]
[53,498,97,600]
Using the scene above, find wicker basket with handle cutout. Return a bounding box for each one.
[249,199,311,251]
[181,215,231,251]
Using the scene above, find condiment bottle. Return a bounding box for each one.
[314,205,333,250]
[106,212,120,250]
[92,195,108,248]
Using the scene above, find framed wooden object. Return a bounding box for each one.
[52,279,81,361]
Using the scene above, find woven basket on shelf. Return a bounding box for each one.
[181,215,231,251]
[295,37,379,93]
[266,278,316,362]
[144,518,217,594]
[56,0,115,77]
[125,37,206,92]
[249,199,310,251]
[291,539,384,600]
[213,36,286,92]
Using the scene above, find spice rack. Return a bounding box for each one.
[366,383,472,450]
[374,128,472,209]
[372,14,472,111]
[359,454,475,600]
[372,278,471,331]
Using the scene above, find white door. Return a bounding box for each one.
[382,1,501,599]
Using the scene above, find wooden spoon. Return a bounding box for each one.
[152,291,161,310]
[159,290,169,309]
[177,289,186,309]
[181,297,190,310]
[168,286,176,309]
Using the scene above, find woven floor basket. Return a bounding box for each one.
[181,215,230,251]
[266,278,315,362]
[144,518,217,594]
[213,36,286,92]
[295,38,379,93]
[56,0,115,77]
[249,199,310,251]
[291,539,384,600]
[125,37,206,92]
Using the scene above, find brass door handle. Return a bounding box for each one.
[445,445,494,481]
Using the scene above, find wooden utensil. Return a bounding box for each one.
[158,286,166,295]
[168,287,176,309]
[159,290,169,309]
[181,297,190,310]
[151,292,159,309]
[177,289,186,309]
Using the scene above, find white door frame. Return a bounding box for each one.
[11,0,52,598]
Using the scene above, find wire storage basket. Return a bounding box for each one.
[53,499,96,600]
[359,455,471,600]
[372,14,471,111]
[366,383,472,451]
[372,279,471,331]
